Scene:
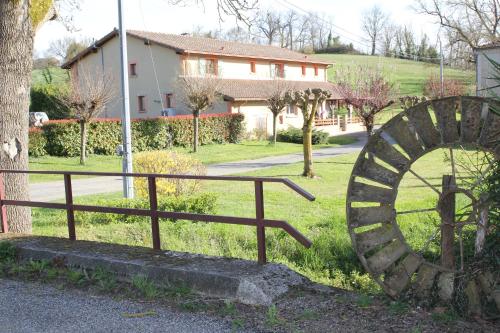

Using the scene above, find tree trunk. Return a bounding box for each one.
[79,121,88,165]
[193,114,199,153]
[272,114,278,146]
[302,125,314,178]
[371,39,376,56]
[0,1,34,233]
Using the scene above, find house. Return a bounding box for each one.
[475,41,500,97]
[62,29,351,136]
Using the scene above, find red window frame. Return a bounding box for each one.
[314,65,319,76]
[301,64,306,76]
[138,95,146,112]
[129,62,137,76]
[274,63,284,78]
[250,61,256,73]
[164,93,173,109]
[206,58,218,76]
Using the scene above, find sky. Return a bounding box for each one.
[34,0,440,57]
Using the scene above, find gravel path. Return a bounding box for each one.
[0,279,237,333]
[29,134,366,201]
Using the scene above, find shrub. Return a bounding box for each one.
[423,75,468,99]
[0,242,16,262]
[277,127,329,145]
[36,114,245,157]
[28,129,47,157]
[75,193,217,225]
[30,83,71,120]
[133,151,206,198]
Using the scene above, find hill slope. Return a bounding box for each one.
[316,54,475,96]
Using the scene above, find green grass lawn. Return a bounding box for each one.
[317,54,475,96]
[31,147,461,293]
[29,136,358,183]
[32,67,69,86]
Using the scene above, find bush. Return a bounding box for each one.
[277,127,329,145]
[75,193,217,225]
[28,129,47,157]
[35,114,245,157]
[30,83,71,120]
[0,242,16,262]
[133,151,206,198]
[423,75,469,99]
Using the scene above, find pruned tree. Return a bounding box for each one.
[335,66,395,137]
[266,80,290,145]
[286,89,331,178]
[361,5,388,55]
[176,76,221,152]
[59,69,115,165]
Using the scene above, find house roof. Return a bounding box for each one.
[62,29,332,69]
[216,79,342,101]
[474,40,500,51]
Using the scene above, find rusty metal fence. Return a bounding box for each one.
[0,170,314,264]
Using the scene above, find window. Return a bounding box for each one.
[286,104,298,116]
[129,62,137,76]
[314,65,319,76]
[274,63,284,78]
[138,95,146,112]
[164,93,173,109]
[301,64,306,76]
[206,58,218,76]
[250,61,256,73]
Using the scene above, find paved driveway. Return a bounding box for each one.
[29,135,366,201]
[0,279,236,333]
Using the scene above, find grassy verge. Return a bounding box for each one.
[31,148,454,293]
[29,136,359,183]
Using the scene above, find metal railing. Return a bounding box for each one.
[0,170,315,264]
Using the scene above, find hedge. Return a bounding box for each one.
[277,127,329,145]
[28,129,47,157]
[29,113,245,157]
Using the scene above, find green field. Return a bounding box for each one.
[32,67,69,86]
[317,54,475,96]
[31,147,469,293]
[29,136,357,183]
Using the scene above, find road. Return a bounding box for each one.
[0,278,238,333]
[29,136,366,201]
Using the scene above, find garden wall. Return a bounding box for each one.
[29,113,245,157]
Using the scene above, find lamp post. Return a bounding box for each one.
[118,0,134,198]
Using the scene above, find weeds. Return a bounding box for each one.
[265,304,283,327]
[0,242,16,262]
[356,294,374,308]
[131,275,160,299]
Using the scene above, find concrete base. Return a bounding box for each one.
[1,235,307,306]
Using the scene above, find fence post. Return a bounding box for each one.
[0,173,8,233]
[148,176,161,250]
[254,180,266,264]
[64,174,76,240]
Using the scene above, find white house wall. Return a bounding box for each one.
[476,47,500,97]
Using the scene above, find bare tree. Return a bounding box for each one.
[59,69,115,165]
[415,0,500,49]
[168,0,258,24]
[381,24,398,57]
[255,10,281,45]
[176,76,221,152]
[286,89,331,178]
[335,66,395,137]
[266,80,290,145]
[361,5,388,55]
[48,36,92,63]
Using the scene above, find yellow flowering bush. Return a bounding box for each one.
[133,151,206,198]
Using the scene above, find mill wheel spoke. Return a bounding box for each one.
[408,169,441,195]
[396,207,438,215]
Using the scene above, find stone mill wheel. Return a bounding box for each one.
[346,96,499,307]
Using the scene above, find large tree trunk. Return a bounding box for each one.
[0,1,34,233]
[193,114,199,153]
[302,125,314,178]
[371,39,376,56]
[79,121,88,165]
[272,114,278,146]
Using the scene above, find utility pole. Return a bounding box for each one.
[118,0,134,198]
